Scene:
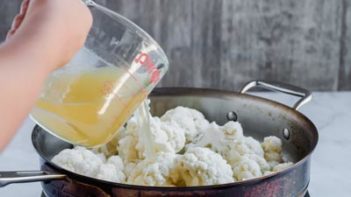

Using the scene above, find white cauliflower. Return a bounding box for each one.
[96,156,126,182]
[127,153,179,186]
[189,122,270,182]
[261,136,283,167]
[232,155,262,181]
[52,104,294,186]
[117,123,142,163]
[137,117,186,157]
[133,100,185,157]
[107,156,125,170]
[124,162,137,177]
[122,113,149,160]
[190,122,285,181]
[176,147,234,186]
[118,115,186,163]
[245,154,270,172]
[52,147,126,183]
[223,137,264,167]
[190,121,244,152]
[189,121,264,167]
[244,137,265,157]
[161,106,210,142]
[272,162,294,172]
[52,146,105,177]
[231,154,270,181]
[263,162,294,176]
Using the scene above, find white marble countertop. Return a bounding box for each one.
[1,92,351,197]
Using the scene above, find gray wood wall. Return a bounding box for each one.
[1,0,350,91]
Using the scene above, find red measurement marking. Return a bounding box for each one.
[134,52,160,84]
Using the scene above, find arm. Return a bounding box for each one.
[0,0,92,150]
[0,42,52,150]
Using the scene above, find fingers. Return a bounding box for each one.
[6,0,31,40]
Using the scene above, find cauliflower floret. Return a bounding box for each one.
[137,117,185,157]
[160,120,186,153]
[118,114,146,163]
[124,162,137,177]
[272,162,294,172]
[190,121,263,166]
[176,147,234,186]
[53,147,126,183]
[190,121,244,152]
[232,155,262,181]
[224,137,264,166]
[118,133,140,163]
[244,137,265,156]
[119,115,186,163]
[161,106,210,142]
[263,162,294,176]
[246,154,270,172]
[127,153,179,186]
[190,122,268,181]
[52,146,105,177]
[222,121,244,139]
[96,156,126,182]
[261,136,283,166]
[107,156,125,170]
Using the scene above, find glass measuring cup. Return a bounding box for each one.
[30,1,169,147]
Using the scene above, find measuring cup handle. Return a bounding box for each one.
[240,80,312,110]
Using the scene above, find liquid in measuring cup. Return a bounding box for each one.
[31,66,148,147]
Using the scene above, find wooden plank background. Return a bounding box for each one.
[0,0,350,91]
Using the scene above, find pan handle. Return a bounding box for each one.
[0,171,65,187]
[240,80,312,110]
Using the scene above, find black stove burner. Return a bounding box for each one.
[41,191,311,197]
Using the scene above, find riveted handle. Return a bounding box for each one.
[0,171,65,187]
[240,80,312,110]
[82,0,96,6]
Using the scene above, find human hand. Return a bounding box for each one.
[5,0,93,71]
